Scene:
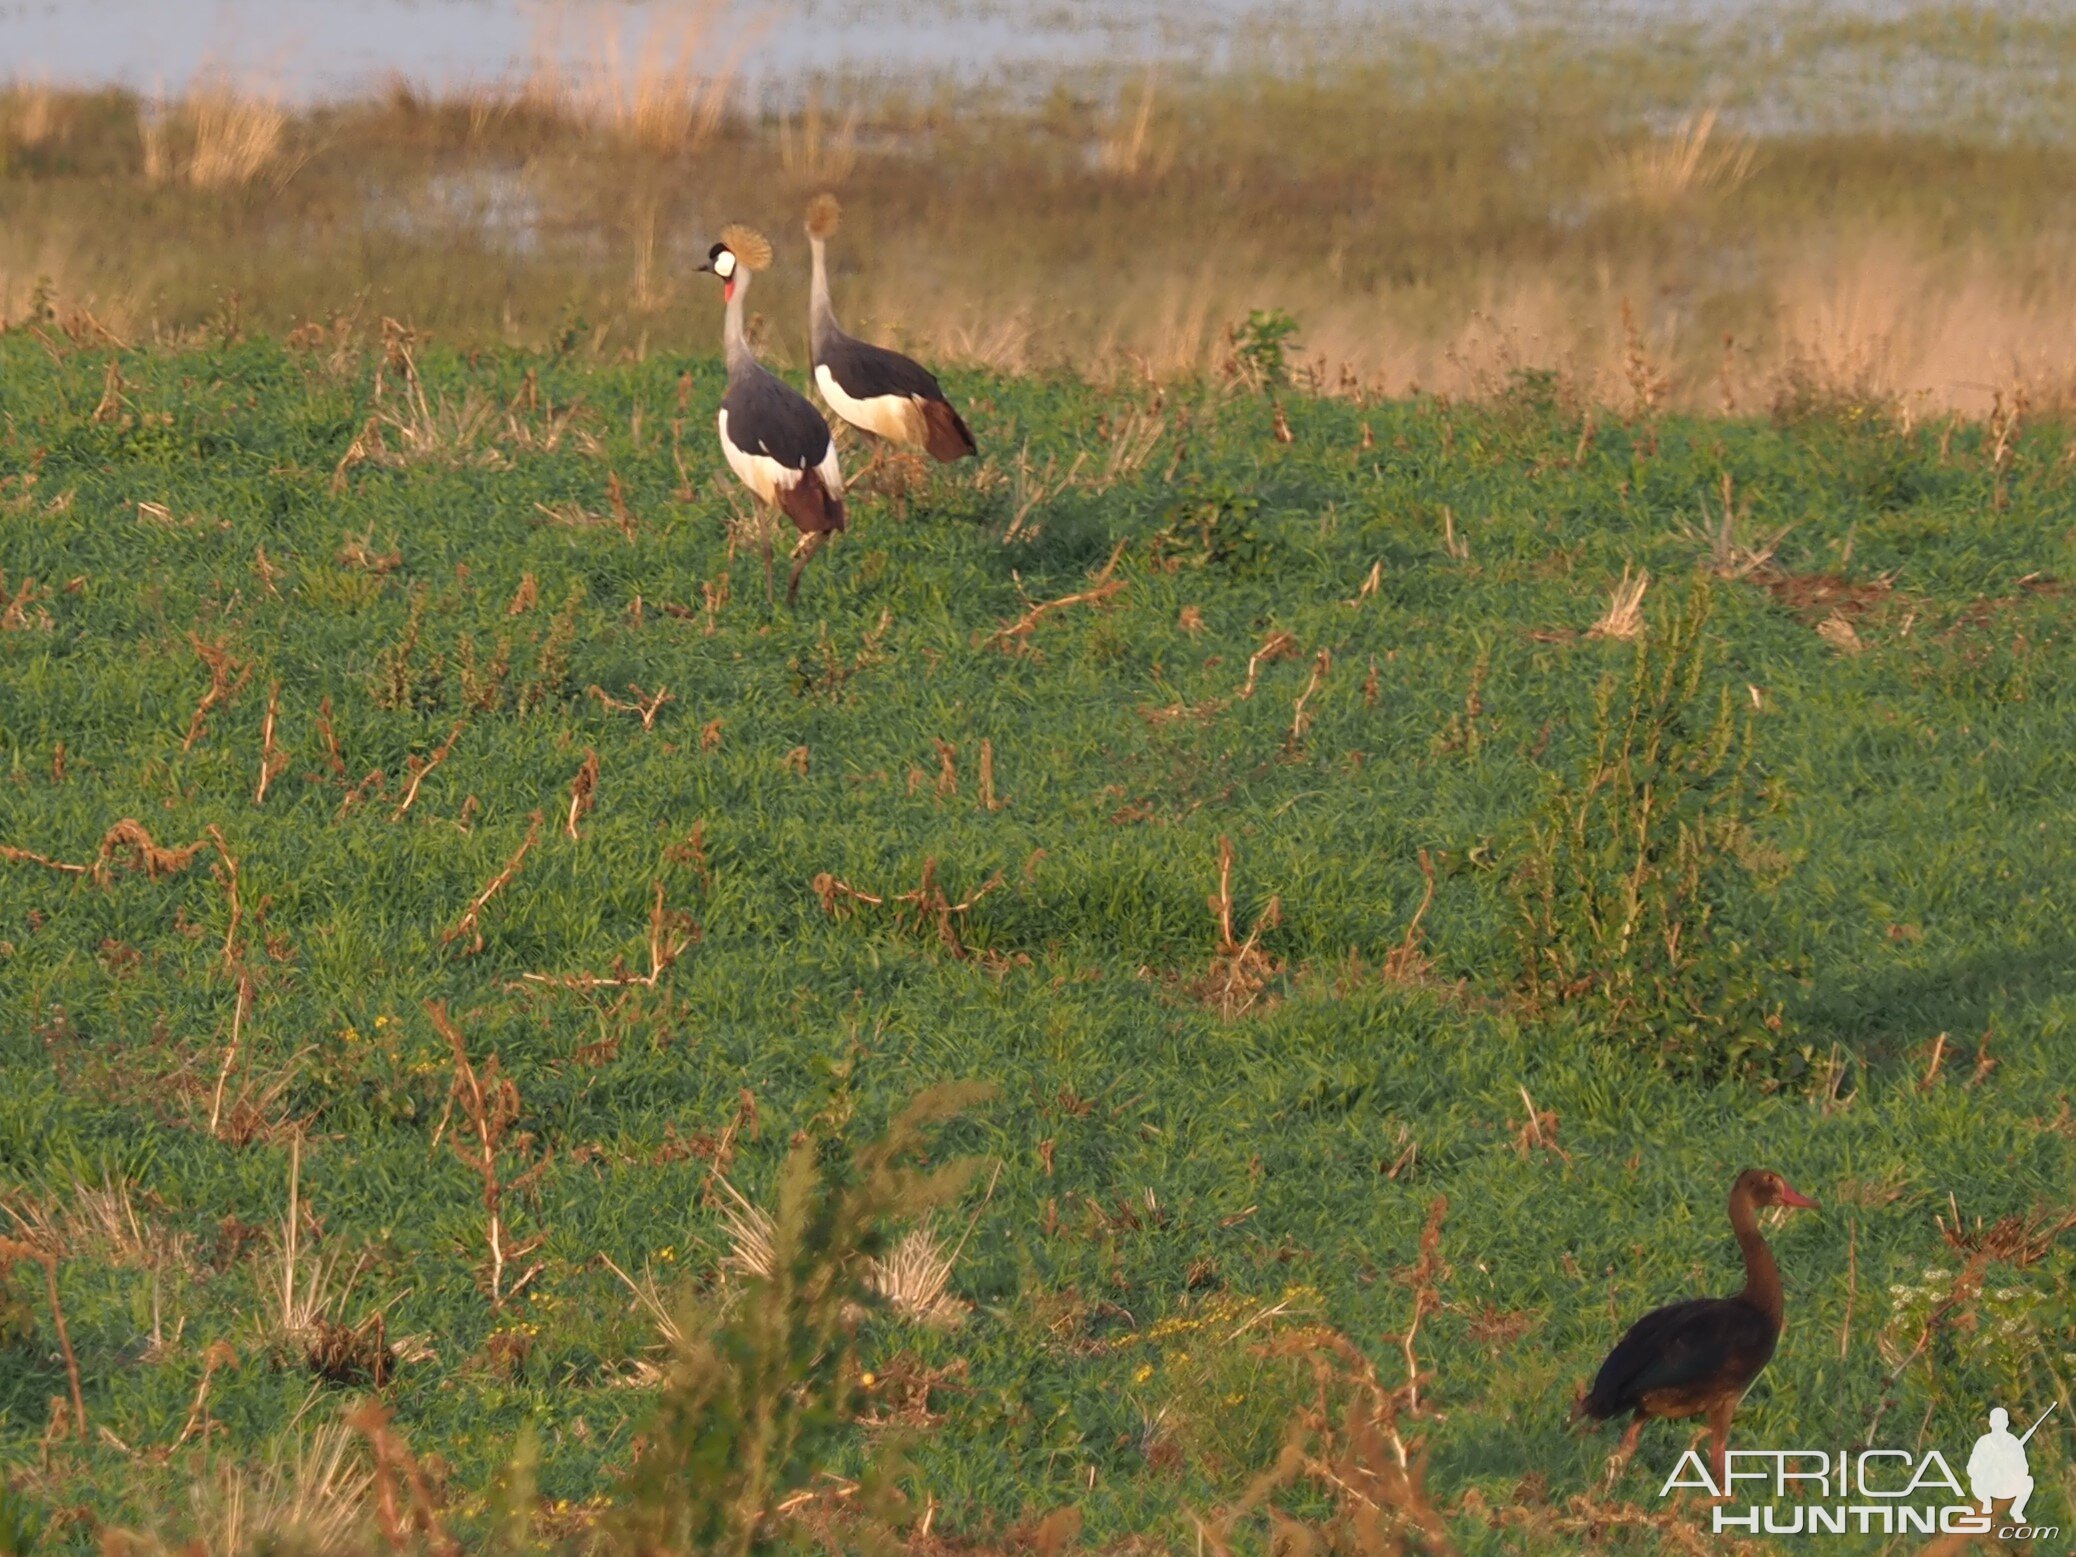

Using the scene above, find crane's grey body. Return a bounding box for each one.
[808,231,977,462]
[705,242,844,603]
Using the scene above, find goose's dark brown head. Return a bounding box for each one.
[1735,1168,1819,1211]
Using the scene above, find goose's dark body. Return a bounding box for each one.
[1576,1169,1818,1490]
[1581,1295,1778,1423]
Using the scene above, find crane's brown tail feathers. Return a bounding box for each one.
[777,469,846,536]
[922,398,978,462]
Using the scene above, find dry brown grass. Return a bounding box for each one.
[1604,108,1756,209]
[778,89,860,187]
[138,77,291,191]
[522,0,749,154]
[1588,565,1649,641]
[12,37,2076,417]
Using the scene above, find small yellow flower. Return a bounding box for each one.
[1133,1363,1154,1383]
[374,1014,390,1028]
[859,1371,876,1388]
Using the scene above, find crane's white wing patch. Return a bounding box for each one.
[718,408,802,506]
[816,365,929,446]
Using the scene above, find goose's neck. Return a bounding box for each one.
[1730,1187,1784,1326]
[724,272,754,375]
[808,236,838,358]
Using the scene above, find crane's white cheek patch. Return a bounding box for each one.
[713,251,737,279]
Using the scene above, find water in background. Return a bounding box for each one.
[0,0,1917,102]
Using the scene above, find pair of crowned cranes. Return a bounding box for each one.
[698,195,975,604]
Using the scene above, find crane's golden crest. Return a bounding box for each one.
[718,224,773,272]
[805,193,843,239]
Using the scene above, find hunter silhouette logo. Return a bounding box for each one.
[1969,1403,2053,1527]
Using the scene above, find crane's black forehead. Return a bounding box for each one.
[708,242,731,262]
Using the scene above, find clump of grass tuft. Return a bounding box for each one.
[1588,564,1649,640]
[1604,107,1755,210]
[613,1083,993,1553]
[1190,836,1283,1018]
[138,78,291,191]
[1511,579,1792,1078]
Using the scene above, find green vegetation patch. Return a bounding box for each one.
[0,331,2070,1550]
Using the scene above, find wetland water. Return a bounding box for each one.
[0,0,1926,101]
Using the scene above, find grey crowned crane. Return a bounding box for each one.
[698,224,846,605]
[804,194,977,464]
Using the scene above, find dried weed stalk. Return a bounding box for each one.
[390,721,467,821]
[182,634,251,751]
[1589,565,1650,640]
[565,749,600,839]
[427,1002,549,1309]
[810,858,1007,960]
[519,882,695,991]
[1238,629,1299,699]
[1201,1329,1456,1555]
[1192,836,1282,1018]
[980,540,1129,650]
[0,1237,86,1439]
[253,681,288,804]
[588,682,673,730]
[441,811,542,954]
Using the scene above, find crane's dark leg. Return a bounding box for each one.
[786,531,828,606]
[1605,1414,1648,1486]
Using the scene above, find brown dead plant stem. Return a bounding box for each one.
[1288,647,1332,753]
[1381,851,1438,984]
[182,634,250,752]
[1202,1324,1456,1555]
[1239,630,1300,699]
[1934,1195,2076,1268]
[253,680,288,804]
[391,721,467,821]
[0,1237,87,1440]
[205,825,243,969]
[565,749,600,839]
[348,1401,460,1557]
[519,881,695,990]
[587,682,673,730]
[426,1002,548,1310]
[442,810,541,953]
[208,970,256,1138]
[811,858,1007,960]
[1194,835,1282,1018]
[979,539,1129,651]
[3,818,208,885]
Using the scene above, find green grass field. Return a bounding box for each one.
[0,328,2070,1552]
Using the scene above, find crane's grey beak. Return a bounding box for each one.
[696,258,713,273]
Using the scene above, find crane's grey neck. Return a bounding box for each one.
[808,236,840,359]
[724,271,755,376]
